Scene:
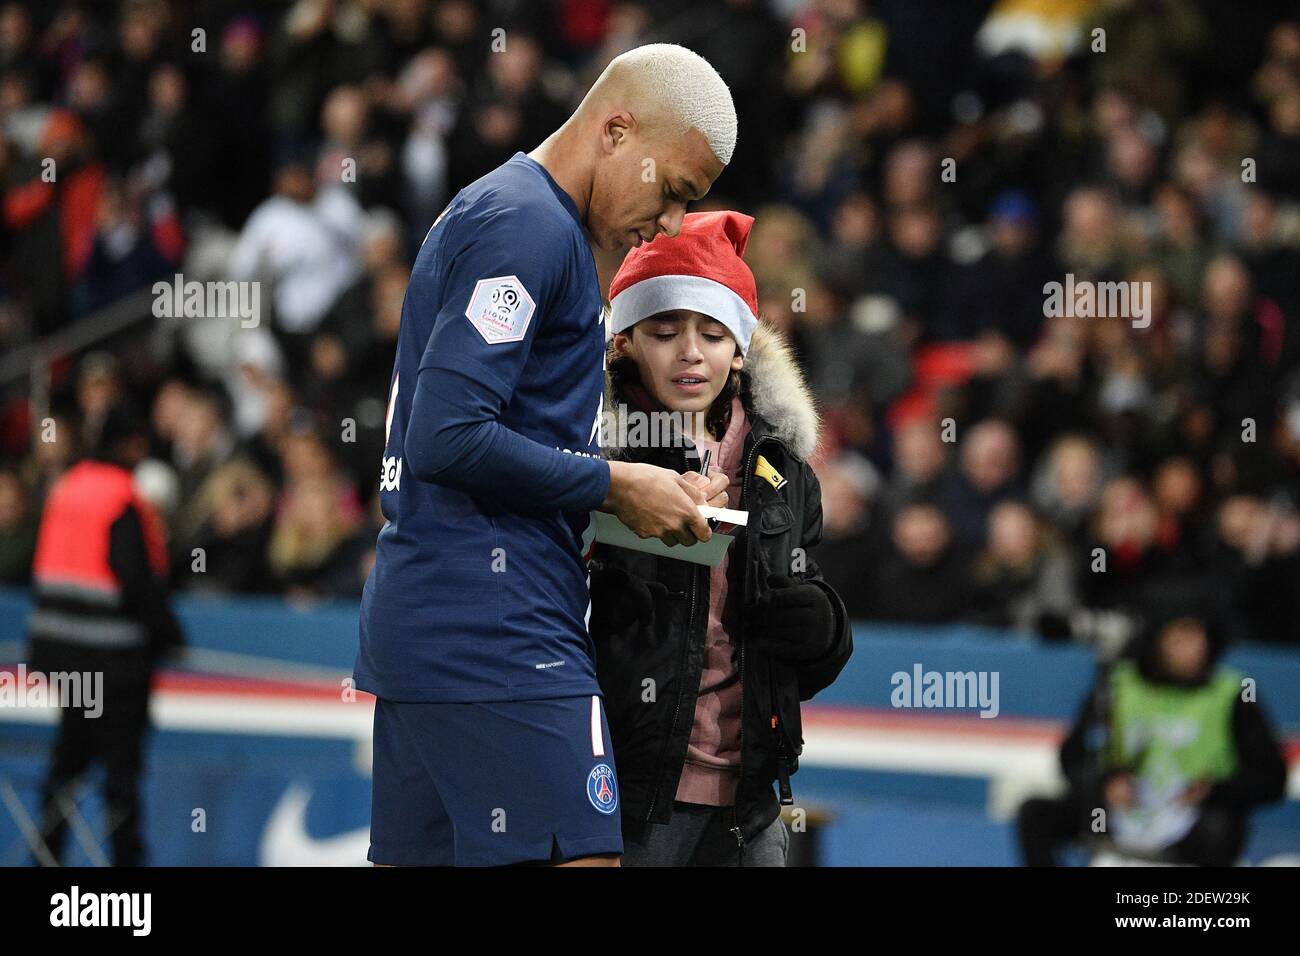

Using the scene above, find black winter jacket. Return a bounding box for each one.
[589,324,853,844]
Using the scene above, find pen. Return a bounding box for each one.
[698,449,717,530]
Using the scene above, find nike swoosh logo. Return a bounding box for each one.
[258,781,370,867]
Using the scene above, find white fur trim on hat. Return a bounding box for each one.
[609,274,758,354]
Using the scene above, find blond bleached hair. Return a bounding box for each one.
[589,43,737,165]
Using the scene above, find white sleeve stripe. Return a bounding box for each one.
[590,695,605,757]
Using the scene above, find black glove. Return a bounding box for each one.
[746,573,836,662]
[589,565,658,635]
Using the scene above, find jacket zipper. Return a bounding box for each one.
[730,435,768,854]
[732,589,747,858]
[742,436,798,835]
[644,441,702,824]
[766,435,793,808]
[774,708,794,804]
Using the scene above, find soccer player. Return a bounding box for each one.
[355,44,738,866]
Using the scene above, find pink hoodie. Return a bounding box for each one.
[675,395,749,806]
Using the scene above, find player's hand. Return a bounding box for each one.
[681,468,729,509]
[601,461,712,546]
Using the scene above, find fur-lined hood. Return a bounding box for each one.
[603,322,820,460]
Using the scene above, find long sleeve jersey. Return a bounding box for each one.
[354,152,609,702]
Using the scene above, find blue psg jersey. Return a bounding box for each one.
[354,153,607,702]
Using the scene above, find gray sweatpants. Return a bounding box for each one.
[620,802,788,867]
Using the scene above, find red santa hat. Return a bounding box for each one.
[609,210,759,355]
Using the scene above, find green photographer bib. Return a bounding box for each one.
[1105,660,1240,789]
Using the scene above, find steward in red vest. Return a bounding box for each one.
[27,402,184,866]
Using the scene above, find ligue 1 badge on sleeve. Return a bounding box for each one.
[587,763,618,814]
[465,275,536,344]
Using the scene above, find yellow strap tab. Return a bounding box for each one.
[755,454,787,490]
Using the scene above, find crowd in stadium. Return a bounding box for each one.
[0,0,1297,653]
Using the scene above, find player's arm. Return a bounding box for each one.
[404,213,610,512]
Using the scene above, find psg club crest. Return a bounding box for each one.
[587,764,618,814]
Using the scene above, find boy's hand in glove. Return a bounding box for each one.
[746,574,835,662]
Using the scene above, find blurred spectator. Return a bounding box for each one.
[971,500,1076,638]
[878,198,962,342]
[816,191,883,301]
[390,47,459,249]
[938,418,1023,547]
[3,109,104,331]
[315,83,399,210]
[226,155,363,353]
[0,466,35,583]
[203,15,272,229]
[1030,434,1104,540]
[1150,182,1215,307]
[864,502,973,624]
[1077,476,1161,616]
[446,32,568,191]
[21,412,78,508]
[878,415,949,516]
[1150,455,1210,575]
[1058,186,1128,281]
[954,189,1058,349]
[75,352,122,449]
[1210,493,1300,645]
[174,459,274,594]
[169,385,236,509]
[135,62,216,217]
[71,173,181,315]
[275,415,364,536]
[1237,498,1300,644]
[269,473,367,598]
[148,377,189,463]
[811,450,882,621]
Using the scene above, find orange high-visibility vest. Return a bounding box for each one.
[32,459,167,606]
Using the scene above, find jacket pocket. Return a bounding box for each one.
[758,500,795,535]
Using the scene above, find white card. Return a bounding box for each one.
[590,511,735,567]
[699,505,748,526]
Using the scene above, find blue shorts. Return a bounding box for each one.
[368,694,623,866]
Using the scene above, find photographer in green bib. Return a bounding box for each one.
[1018,608,1288,865]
